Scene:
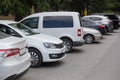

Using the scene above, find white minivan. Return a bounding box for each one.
[20,12,85,52]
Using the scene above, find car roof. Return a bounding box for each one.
[83,15,107,18]
[93,13,115,15]
[0,20,17,25]
[82,15,109,19]
[23,11,79,18]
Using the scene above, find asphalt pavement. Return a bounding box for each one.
[18,29,120,80]
[84,29,120,80]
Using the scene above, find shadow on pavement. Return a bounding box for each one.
[105,33,113,36]
[92,41,102,44]
[70,48,85,54]
[41,61,65,68]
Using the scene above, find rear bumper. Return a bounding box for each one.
[0,53,31,80]
[15,68,29,79]
[73,40,85,47]
[5,68,29,80]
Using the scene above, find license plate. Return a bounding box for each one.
[19,48,27,56]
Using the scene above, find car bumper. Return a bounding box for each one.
[0,53,31,80]
[42,46,66,62]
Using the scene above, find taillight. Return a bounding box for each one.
[77,29,81,36]
[99,25,104,29]
[0,48,19,58]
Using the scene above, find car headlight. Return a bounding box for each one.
[43,42,56,49]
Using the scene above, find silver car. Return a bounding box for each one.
[83,27,102,44]
[0,32,30,80]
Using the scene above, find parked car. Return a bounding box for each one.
[81,19,106,35]
[0,20,66,67]
[93,13,120,29]
[0,31,30,80]
[83,27,102,44]
[20,12,85,52]
[82,15,113,32]
[118,15,120,25]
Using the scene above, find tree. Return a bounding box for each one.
[0,0,119,21]
[0,0,29,20]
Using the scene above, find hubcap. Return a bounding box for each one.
[85,35,93,44]
[63,41,71,52]
[30,52,39,66]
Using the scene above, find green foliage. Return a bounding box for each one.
[0,0,120,20]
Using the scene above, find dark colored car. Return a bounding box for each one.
[104,14,119,29]
[81,19,107,35]
[93,13,120,29]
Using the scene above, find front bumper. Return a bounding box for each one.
[41,46,66,62]
[49,53,65,59]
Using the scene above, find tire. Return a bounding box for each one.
[110,28,114,33]
[84,35,94,44]
[61,38,73,53]
[29,48,42,68]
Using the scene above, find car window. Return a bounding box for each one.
[9,23,35,36]
[43,16,73,28]
[21,17,39,29]
[81,20,94,26]
[89,17,102,21]
[0,31,10,39]
[0,24,22,37]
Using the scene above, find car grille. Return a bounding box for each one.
[49,53,65,59]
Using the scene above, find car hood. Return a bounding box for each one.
[25,33,63,44]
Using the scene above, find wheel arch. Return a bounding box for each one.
[84,34,95,41]
[28,47,43,60]
[60,36,73,46]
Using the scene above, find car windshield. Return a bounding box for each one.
[9,23,35,36]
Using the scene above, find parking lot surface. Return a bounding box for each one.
[18,29,120,80]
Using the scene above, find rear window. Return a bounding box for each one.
[89,17,102,21]
[0,31,10,39]
[81,20,96,26]
[43,16,73,28]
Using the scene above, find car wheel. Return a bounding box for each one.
[62,38,73,53]
[84,35,94,44]
[29,48,42,68]
[110,28,114,33]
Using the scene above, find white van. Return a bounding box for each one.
[20,12,85,52]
